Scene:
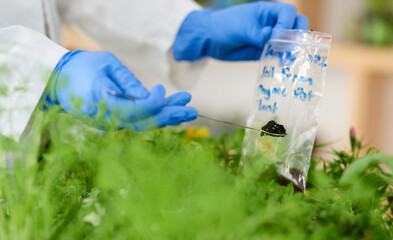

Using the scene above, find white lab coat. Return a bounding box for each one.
[0,0,202,141]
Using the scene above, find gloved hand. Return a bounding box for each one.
[46,50,198,131]
[172,1,308,61]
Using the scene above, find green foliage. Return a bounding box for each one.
[0,112,392,239]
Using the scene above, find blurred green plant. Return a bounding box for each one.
[356,0,393,46]
[0,110,392,239]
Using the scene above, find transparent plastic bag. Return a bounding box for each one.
[241,29,332,192]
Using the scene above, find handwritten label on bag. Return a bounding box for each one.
[257,62,326,113]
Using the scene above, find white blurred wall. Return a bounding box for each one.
[320,0,365,42]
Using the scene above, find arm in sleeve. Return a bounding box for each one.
[0,26,68,141]
[57,0,206,90]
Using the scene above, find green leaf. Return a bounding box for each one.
[362,172,393,188]
[339,153,393,185]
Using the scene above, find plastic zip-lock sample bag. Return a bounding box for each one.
[241,29,332,192]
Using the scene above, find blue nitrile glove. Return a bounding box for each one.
[172,1,309,61]
[46,50,198,131]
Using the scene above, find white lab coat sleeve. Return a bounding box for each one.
[58,0,206,90]
[0,26,68,141]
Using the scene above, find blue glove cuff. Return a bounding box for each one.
[43,50,86,109]
[172,9,214,62]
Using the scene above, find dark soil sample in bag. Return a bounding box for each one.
[260,166,306,192]
[260,120,287,137]
[276,168,305,192]
[289,168,305,192]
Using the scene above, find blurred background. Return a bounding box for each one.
[62,0,393,155]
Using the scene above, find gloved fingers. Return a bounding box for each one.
[269,2,297,29]
[219,46,263,61]
[107,57,149,99]
[245,26,272,48]
[154,106,198,127]
[106,84,166,121]
[294,14,309,30]
[121,106,199,131]
[164,91,192,106]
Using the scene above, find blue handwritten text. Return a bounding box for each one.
[258,99,278,113]
[307,54,328,68]
[258,84,287,100]
[293,87,314,101]
[282,67,313,86]
[265,45,297,65]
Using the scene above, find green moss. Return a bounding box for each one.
[0,112,391,239]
